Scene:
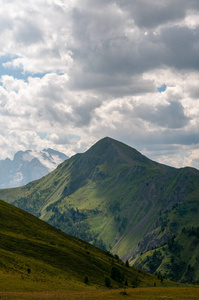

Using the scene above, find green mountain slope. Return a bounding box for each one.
[0,199,159,291]
[134,226,199,283]
[0,137,199,275]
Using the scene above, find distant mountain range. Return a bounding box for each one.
[0,148,68,188]
[0,137,198,283]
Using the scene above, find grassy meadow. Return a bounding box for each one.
[0,283,199,300]
[1,199,198,299]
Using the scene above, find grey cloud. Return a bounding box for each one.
[35,81,102,128]
[149,130,199,146]
[73,97,102,127]
[151,130,199,147]
[96,79,155,98]
[0,15,13,33]
[40,81,64,103]
[162,26,199,70]
[50,133,70,145]
[191,157,199,168]
[187,86,199,99]
[69,3,199,94]
[119,0,186,29]
[134,101,190,129]
[15,19,43,46]
[36,100,74,127]
[69,69,156,97]
[116,0,199,28]
[116,128,199,152]
[84,0,199,28]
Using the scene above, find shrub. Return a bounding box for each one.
[125,260,130,268]
[84,276,89,284]
[132,276,139,288]
[111,266,122,282]
[104,276,111,287]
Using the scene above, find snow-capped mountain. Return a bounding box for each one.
[0,149,68,188]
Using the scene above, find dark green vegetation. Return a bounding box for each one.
[134,226,199,283]
[0,199,167,292]
[0,137,199,283]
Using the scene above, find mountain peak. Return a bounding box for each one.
[87,136,129,154]
[1,136,199,285]
[86,136,157,168]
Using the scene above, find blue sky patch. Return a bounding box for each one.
[37,132,47,140]
[0,55,48,81]
[157,84,167,93]
[0,55,25,80]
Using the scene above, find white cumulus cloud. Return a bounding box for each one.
[0,0,199,169]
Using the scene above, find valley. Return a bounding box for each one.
[0,137,199,284]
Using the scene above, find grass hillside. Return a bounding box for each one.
[1,199,199,300]
[0,199,161,291]
[0,137,199,282]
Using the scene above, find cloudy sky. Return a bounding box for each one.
[0,0,199,169]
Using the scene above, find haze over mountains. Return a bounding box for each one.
[0,148,68,188]
[0,137,198,283]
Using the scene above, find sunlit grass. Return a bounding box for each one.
[0,287,199,300]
